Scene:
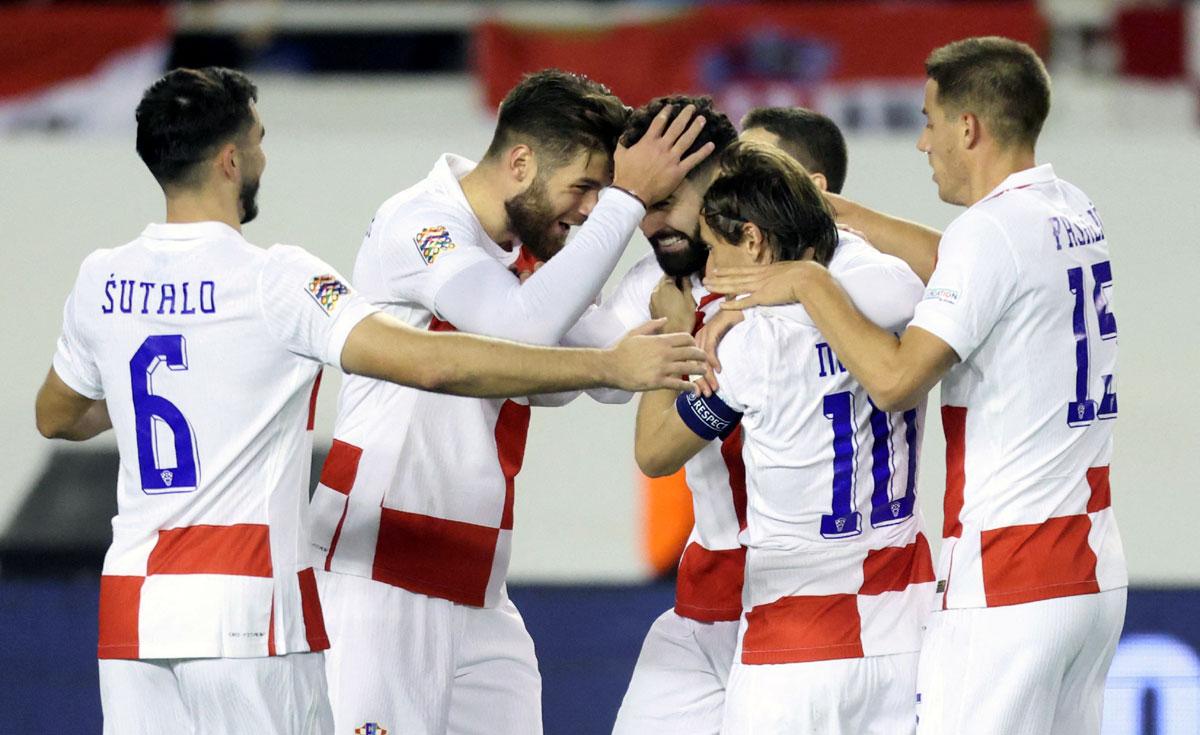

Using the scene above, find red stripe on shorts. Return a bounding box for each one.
[860,532,935,595]
[674,543,745,622]
[147,523,273,577]
[97,575,143,659]
[981,514,1100,607]
[942,406,967,539]
[371,508,499,607]
[741,594,864,664]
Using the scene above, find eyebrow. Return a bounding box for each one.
[575,178,603,188]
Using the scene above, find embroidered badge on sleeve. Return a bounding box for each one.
[414,226,456,265]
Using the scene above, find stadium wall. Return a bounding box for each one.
[1,74,1197,586]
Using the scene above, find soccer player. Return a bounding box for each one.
[33,67,708,735]
[608,102,855,735]
[309,71,715,734]
[704,37,1127,734]
[636,141,931,733]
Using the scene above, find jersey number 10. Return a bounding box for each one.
[821,392,919,539]
[130,334,200,494]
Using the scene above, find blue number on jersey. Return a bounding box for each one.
[821,391,918,539]
[130,335,200,493]
[1067,262,1118,427]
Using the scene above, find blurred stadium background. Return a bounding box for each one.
[2,1,1199,732]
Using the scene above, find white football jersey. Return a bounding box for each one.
[680,235,934,664]
[309,154,644,608]
[604,252,747,622]
[909,164,1127,610]
[52,221,377,659]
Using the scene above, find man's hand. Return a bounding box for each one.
[649,276,696,335]
[704,261,820,311]
[613,104,715,207]
[607,318,707,394]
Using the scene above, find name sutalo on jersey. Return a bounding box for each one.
[101,275,217,315]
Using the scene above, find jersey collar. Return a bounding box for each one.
[978,163,1056,205]
[141,221,244,244]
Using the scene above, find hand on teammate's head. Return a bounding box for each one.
[612,104,716,208]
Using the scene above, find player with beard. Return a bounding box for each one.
[601,103,867,734]
[35,67,711,735]
[309,70,714,735]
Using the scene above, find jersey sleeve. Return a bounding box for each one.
[837,257,926,334]
[603,253,662,331]
[52,264,104,400]
[674,316,764,439]
[908,210,1020,360]
[373,204,496,311]
[259,245,379,367]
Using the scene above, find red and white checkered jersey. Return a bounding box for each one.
[707,237,933,664]
[309,154,643,608]
[51,221,377,659]
[604,252,747,622]
[908,164,1127,610]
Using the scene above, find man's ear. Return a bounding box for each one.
[742,221,770,263]
[809,172,828,192]
[216,143,239,182]
[962,111,982,150]
[506,144,536,186]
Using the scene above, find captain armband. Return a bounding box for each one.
[675,391,743,441]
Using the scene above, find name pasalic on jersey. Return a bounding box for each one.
[102,275,216,316]
[1050,206,1105,251]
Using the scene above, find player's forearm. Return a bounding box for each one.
[634,389,690,476]
[344,316,614,398]
[834,196,941,283]
[499,190,644,341]
[794,266,926,411]
[35,378,111,441]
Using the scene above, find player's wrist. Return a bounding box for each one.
[607,184,647,210]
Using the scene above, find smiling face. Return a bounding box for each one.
[505,147,610,261]
[639,176,710,278]
[917,78,970,206]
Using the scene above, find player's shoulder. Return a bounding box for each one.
[832,231,913,274]
[623,252,667,289]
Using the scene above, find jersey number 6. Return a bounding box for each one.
[130,334,200,494]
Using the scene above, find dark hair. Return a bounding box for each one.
[135,67,258,188]
[621,95,738,183]
[925,36,1051,148]
[484,69,629,168]
[702,141,838,266]
[740,106,848,193]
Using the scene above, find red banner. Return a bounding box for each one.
[476,2,1045,130]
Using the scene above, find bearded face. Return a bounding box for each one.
[504,173,565,262]
[648,224,707,278]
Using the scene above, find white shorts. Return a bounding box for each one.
[612,610,739,735]
[720,650,919,735]
[318,571,541,735]
[916,587,1127,735]
[98,652,332,735]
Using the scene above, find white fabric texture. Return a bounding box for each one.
[99,652,333,735]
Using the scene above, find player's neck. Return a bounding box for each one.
[164,191,243,233]
[965,147,1037,206]
[460,161,515,248]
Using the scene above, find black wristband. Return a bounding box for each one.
[609,185,647,210]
